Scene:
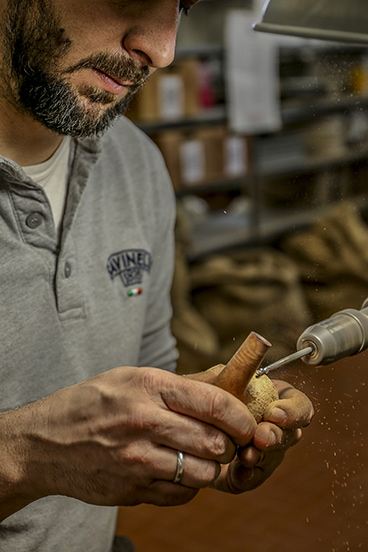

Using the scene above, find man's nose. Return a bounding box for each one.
[123,1,179,69]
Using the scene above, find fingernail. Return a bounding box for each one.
[267,432,277,446]
[268,407,286,424]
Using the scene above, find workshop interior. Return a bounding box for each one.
[117,0,368,550]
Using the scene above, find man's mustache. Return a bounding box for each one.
[64,52,150,88]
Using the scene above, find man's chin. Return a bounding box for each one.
[27,93,130,138]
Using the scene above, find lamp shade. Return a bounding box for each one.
[253,0,368,45]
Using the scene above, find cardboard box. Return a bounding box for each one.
[153,131,183,190]
[154,127,250,191]
[129,70,179,122]
[223,134,249,177]
[195,126,227,182]
[179,137,206,186]
[127,59,200,123]
[176,58,200,118]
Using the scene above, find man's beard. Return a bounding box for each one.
[1,0,150,137]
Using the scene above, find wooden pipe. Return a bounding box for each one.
[186,331,278,421]
[213,332,272,401]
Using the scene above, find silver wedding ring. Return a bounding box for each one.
[173,451,184,484]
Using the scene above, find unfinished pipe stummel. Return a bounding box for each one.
[213,332,278,422]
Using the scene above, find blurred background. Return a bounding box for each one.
[117,0,368,549]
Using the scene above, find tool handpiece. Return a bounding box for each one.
[257,300,368,377]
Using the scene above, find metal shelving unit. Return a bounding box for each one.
[133,36,368,260]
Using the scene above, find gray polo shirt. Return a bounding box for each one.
[0,116,177,550]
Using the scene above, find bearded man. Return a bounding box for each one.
[0,1,313,551]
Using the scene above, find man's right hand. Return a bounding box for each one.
[0,366,257,520]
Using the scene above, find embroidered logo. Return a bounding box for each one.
[107,249,152,287]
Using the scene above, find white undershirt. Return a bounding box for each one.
[22,137,72,237]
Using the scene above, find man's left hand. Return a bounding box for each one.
[212,379,314,493]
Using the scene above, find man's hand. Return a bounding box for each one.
[187,367,313,493]
[212,379,314,493]
[0,366,257,521]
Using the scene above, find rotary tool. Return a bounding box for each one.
[257,300,368,377]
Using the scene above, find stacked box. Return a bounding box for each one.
[154,127,249,190]
[128,59,200,122]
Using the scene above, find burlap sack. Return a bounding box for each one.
[281,201,368,320]
[190,248,312,365]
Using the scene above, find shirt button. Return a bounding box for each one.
[64,262,72,278]
[26,212,43,229]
